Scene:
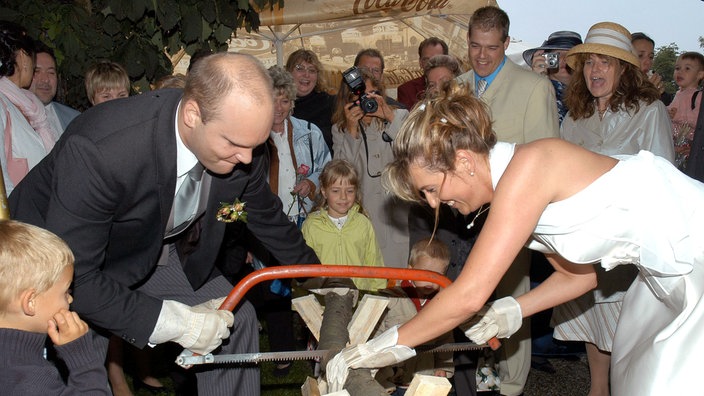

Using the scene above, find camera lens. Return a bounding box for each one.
[360,95,378,113]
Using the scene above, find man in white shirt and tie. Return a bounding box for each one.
[29,41,80,135]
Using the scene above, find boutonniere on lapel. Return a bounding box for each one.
[216,199,248,223]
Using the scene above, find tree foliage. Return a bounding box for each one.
[653,43,679,95]
[1,0,283,110]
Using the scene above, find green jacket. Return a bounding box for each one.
[301,204,387,291]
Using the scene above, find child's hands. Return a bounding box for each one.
[47,309,89,346]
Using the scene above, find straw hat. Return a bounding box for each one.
[565,22,640,69]
[522,31,583,65]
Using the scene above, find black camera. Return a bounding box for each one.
[342,66,378,114]
[544,52,559,69]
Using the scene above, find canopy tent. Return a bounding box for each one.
[174,0,536,90]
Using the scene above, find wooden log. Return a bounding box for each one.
[300,376,321,396]
[404,374,452,396]
[347,294,389,345]
[292,294,324,341]
[318,291,386,396]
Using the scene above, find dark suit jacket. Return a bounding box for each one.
[685,99,704,183]
[9,89,319,347]
[396,75,425,110]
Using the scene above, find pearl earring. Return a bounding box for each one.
[470,170,475,176]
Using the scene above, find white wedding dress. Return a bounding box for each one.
[490,142,704,395]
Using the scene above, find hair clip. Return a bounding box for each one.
[418,103,426,111]
[440,117,448,124]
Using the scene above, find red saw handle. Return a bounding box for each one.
[219,264,501,350]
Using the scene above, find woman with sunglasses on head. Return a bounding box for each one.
[286,49,336,154]
[332,68,411,269]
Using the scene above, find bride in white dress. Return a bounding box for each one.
[325,82,703,395]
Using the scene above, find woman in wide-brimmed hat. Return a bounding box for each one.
[557,21,675,396]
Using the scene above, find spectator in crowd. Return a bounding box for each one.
[286,49,336,154]
[424,54,464,97]
[0,20,58,194]
[631,32,673,105]
[84,60,130,106]
[29,41,80,135]
[302,159,386,291]
[397,37,448,109]
[9,53,319,396]
[376,237,455,395]
[153,73,186,90]
[0,220,109,395]
[528,49,548,76]
[354,48,405,109]
[456,6,559,396]
[332,68,410,268]
[667,51,704,170]
[559,22,675,396]
[266,66,331,224]
[523,31,583,125]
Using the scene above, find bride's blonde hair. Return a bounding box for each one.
[383,81,497,202]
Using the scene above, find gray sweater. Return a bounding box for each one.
[0,328,108,395]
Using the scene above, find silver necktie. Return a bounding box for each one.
[172,162,204,229]
[477,78,488,98]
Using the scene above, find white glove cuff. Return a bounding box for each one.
[494,297,523,338]
[148,300,204,347]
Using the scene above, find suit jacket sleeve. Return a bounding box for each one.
[36,134,162,346]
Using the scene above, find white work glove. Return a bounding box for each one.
[325,325,416,393]
[465,296,522,344]
[149,299,234,355]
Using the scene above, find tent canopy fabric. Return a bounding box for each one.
[175,0,535,90]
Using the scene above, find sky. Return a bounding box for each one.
[498,0,703,53]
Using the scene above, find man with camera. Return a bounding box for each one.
[455,6,559,396]
[522,31,583,125]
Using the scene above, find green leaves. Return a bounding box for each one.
[5,0,278,109]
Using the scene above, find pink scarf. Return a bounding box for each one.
[0,76,57,152]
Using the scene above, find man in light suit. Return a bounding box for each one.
[456,6,559,396]
[10,53,320,395]
[29,42,80,135]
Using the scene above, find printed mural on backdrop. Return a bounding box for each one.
[173,0,534,91]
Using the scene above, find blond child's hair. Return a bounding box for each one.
[84,60,130,103]
[409,237,450,270]
[313,159,369,216]
[0,220,74,312]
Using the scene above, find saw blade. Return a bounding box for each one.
[176,342,489,366]
[177,349,328,366]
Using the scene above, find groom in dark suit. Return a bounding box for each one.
[10,53,319,395]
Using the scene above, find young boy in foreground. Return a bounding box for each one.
[0,220,109,395]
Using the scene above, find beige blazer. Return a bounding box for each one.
[457,58,559,143]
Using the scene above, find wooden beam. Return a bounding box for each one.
[347,294,389,345]
[404,374,452,396]
[292,294,324,341]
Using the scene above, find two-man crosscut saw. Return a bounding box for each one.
[177,341,492,366]
[176,265,501,368]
